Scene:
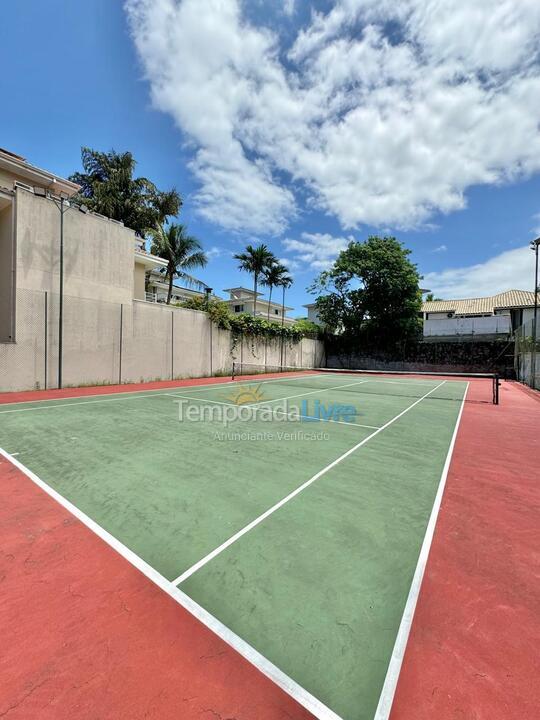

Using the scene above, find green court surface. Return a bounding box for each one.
[0,372,469,719]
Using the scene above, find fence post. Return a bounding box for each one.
[209,316,213,376]
[119,304,123,385]
[44,291,48,390]
[171,310,174,380]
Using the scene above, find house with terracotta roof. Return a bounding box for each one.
[421,290,536,338]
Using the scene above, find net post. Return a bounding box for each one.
[493,374,500,405]
[232,362,236,381]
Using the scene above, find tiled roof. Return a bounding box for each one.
[422,289,535,315]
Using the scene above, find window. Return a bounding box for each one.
[234,304,244,312]
[274,309,279,315]
[0,196,15,342]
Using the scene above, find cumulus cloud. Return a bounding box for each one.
[423,245,536,298]
[282,232,351,270]
[126,0,540,234]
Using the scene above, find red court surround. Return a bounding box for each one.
[0,376,538,719]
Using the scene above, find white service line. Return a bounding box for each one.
[172,380,447,586]
[167,393,380,430]
[246,379,371,406]
[0,447,342,720]
[373,382,469,720]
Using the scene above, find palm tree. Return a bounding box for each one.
[149,223,207,304]
[276,273,293,328]
[234,244,276,316]
[262,262,289,321]
[70,147,181,237]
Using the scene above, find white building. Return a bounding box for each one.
[145,268,219,304]
[422,290,536,338]
[223,287,296,325]
[303,302,322,326]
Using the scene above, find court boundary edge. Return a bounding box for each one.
[0,446,342,720]
[373,383,469,720]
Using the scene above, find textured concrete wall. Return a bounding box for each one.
[15,188,135,304]
[0,290,323,391]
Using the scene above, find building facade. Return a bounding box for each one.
[422,290,536,338]
[222,287,296,325]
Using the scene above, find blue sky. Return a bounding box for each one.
[1,0,539,316]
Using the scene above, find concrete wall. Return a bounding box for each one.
[0,289,324,391]
[15,188,135,304]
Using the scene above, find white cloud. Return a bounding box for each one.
[283,0,296,17]
[423,245,536,298]
[282,232,351,270]
[432,244,447,253]
[206,245,227,260]
[126,0,540,233]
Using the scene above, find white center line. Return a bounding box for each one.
[172,380,447,585]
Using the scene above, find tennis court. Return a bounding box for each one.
[0,368,499,719]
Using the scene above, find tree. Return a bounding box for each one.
[262,261,289,321]
[309,236,422,347]
[276,272,293,328]
[149,223,207,304]
[424,292,443,302]
[69,147,181,236]
[234,244,276,316]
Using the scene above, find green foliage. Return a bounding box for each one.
[291,318,322,336]
[309,236,422,348]
[149,223,207,303]
[261,261,289,319]
[229,313,302,342]
[177,297,232,328]
[176,301,306,343]
[69,147,181,236]
[234,244,278,316]
[424,292,443,302]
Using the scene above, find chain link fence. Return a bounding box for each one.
[514,317,540,390]
[0,288,324,393]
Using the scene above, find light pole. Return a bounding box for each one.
[531,237,540,389]
[51,193,85,388]
[51,193,71,389]
[205,287,213,375]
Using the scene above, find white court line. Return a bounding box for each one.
[0,373,335,414]
[373,382,469,720]
[0,392,178,414]
[167,393,380,430]
[172,380,447,586]
[169,377,370,409]
[0,447,342,720]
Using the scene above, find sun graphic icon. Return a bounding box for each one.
[226,384,266,405]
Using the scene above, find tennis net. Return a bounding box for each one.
[231,362,500,404]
